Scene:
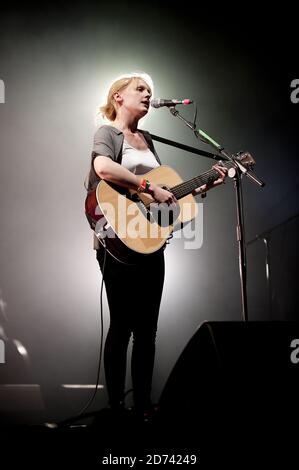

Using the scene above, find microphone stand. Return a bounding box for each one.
[246,213,299,318]
[168,106,265,322]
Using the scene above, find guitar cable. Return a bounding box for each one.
[72,238,107,416]
[49,239,107,429]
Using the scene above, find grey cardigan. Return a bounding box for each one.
[86,125,161,191]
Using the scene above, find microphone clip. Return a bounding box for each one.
[168,105,197,132]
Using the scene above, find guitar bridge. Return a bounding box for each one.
[130,193,155,223]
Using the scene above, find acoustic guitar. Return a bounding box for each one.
[85,153,254,264]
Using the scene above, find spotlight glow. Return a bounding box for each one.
[61,384,104,389]
[13,339,29,358]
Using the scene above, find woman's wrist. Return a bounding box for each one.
[137,178,151,193]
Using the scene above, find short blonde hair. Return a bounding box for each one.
[100,72,153,122]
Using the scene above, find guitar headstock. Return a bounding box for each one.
[235,151,255,169]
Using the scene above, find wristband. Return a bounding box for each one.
[137,178,151,193]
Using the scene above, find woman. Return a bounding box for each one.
[86,72,227,420]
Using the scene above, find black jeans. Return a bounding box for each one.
[96,247,165,413]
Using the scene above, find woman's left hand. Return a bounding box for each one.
[193,164,228,196]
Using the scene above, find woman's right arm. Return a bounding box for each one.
[94,155,142,191]
[94,155,176,204]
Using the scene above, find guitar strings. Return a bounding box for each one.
[142,167,221,209]
[171,168,219,199]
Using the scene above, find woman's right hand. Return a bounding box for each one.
[148,183,177,205]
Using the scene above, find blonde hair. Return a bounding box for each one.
[100,72,153,122]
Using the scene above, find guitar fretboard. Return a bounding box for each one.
[171,168,220,199]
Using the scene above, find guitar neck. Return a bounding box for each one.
[170,167,222,200]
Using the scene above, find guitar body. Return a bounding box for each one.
[85,165,198,264]
[85,152,255,264]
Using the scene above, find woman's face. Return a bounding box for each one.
[115,78,152,118]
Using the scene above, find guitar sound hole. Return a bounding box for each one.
[130,193,180,227]
[149,203,180,227]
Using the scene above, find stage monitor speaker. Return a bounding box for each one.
[158,321,299,464]
[159,321,299,436]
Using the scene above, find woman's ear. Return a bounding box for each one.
[113,92,123,104]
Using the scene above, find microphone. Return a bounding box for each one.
[151,98,193,108]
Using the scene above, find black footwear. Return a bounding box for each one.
[130,403,160,425]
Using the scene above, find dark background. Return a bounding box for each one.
[0,1,298,423]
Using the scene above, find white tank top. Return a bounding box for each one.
[121,139,160,175]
